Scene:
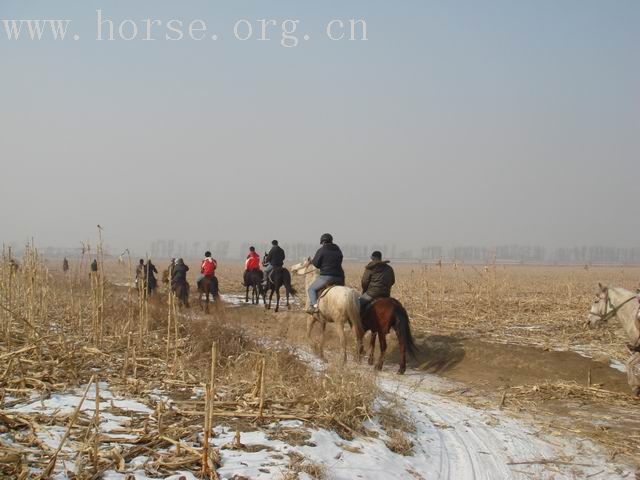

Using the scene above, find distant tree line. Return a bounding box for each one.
[6,241,640,265]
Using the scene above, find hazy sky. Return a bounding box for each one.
[1,1,638,253]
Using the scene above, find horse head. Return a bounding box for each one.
[290,257,314,276]
[586,283,611,328]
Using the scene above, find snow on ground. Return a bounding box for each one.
[376,372,632,479]
[3,356,635,479]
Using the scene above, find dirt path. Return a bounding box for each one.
[211,297,639,478]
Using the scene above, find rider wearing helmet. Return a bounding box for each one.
[307,233,345,314]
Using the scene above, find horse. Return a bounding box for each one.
[290,258,363,363]
[172,281,190,308]
[262,264,296,313]
[198,275,219,314]
[586,283,640,396]
[361,297,417,374]
[244,269,264,305]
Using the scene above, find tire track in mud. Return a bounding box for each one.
[379,373,633,480]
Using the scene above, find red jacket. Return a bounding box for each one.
[201,257,217,276]
[245,251,261,271]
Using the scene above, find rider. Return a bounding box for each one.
[244,246,262,286]
[263,240,285,288]
[198,251,217,288]
[171,258,189,287]
[360,250,395,313]
[306,233,345,314]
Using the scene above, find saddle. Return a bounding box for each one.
[317,284,337,301]
[265,266,284,285]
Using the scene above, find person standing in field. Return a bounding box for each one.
[146,260,158,292]
[306,233,345,314]
[360,250,395,313]
[244,246,261,286]
[135,259,145,287]
[62,257,69,273]
[263,240,285,288]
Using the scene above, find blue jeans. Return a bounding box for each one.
[308,275,343,306]
[263,264,274,284]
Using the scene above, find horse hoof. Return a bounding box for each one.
[375,364,383,371]
[397,369,406,375]
[367,358,374,366]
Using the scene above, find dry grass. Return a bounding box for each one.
[384,429,414,456]
[0,249,378,478]
[284,451,326,480]
[3,248,640,475]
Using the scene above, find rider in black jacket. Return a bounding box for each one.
[263,240,285,286]
[307,233,345,314]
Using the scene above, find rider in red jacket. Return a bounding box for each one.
[245,246,261,271]
[201,251,217,277]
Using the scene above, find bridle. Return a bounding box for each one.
[591,290,640,351]
[591,289,637,324]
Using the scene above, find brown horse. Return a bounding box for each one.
[198,275,219,313]
[244,269,264,305]
[361,297,417,374]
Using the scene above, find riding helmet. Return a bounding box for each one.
[320,233,333,244]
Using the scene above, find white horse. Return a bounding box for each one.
[587,283,640,396]
[290,258,364,363]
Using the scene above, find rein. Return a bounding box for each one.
[593,292,640,351]
[593,292,637,323]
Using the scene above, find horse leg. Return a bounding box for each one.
[368,332,377,366]
[245,285,249,303]
[319,320,327,361]
[336,322,347,365]
[205,293,210,314]
[375,332,387,371]
[267,289,274,310]
[275,286,280,313]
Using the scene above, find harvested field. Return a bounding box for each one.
[1,249,639,478]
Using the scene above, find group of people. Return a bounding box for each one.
[244,233,396,315]
[135,233,396,315]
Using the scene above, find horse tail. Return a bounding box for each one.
[393,301,417,359]
[283,269,297,296]
[346,290,362,331]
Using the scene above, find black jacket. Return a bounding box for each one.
[265,245,285,267]
[361,260,395,298]
[171,263,189,284]
[312,243,344,278]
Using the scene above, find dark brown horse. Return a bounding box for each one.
[172,281,190,308]
[244,269,264,305]
[360,297,417,374]
[198,275,219,313]
[262,266,296,313]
